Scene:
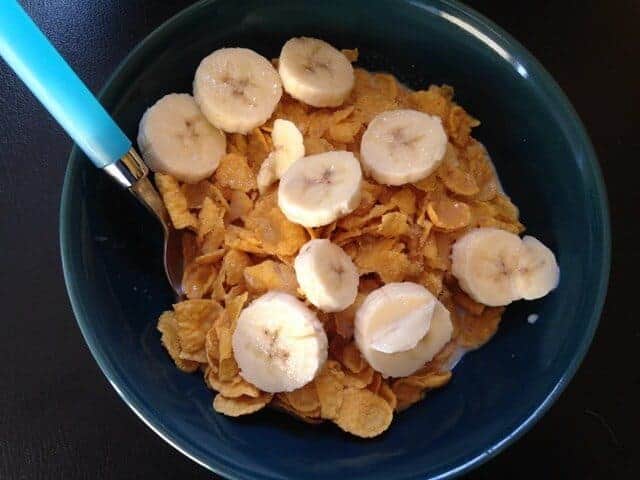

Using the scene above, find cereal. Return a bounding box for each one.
[426,198,471,230]
[227,190,253,222]
[378,382,397,410]
[221,250,252,287]
[181,180,215,209]
[304,136,334,155]
[198,197,224,241]
[271,395,323,424]
[157,311,199,372]
[341,342,366,373]
[437,149,480,196]
[156,173,198,230]
[376,212,410,237]
[153,53,524,438]
[392,380,426,412]
[207,371,261,398]
[243,260,298,295]
[452,290,486,316]
[389,188,417,216]
[334,387,393,438]
[453,307,504,349]
[213,392,273,417]
[343,365,375,389]
[215,153,257,192]
[314,361,346,419]
[285,382,321,413]
[182,262,217,299]
[354,238,412,282]
[174,299,223,363]
[244,192,308,256]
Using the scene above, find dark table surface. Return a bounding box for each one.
[1,1,638,478]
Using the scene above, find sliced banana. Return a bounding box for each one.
[370,303,434,354]
[513,236,560,300]
[232,291,328,393]
[137,93,226,183]
[257,119,305,194]
[278,37,355,107]
[294,239,359,312]
[360,109,448,186]
[278,151,362,227]
[354,282,453,378]
[193,48,282,134]
[451,228,560,306]
[451,227,522,307]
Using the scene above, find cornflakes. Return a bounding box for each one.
[181,180,215,209]
[378,382,397,411]
[221,250,251,287]
[182,262,217,299]
[334,387,393,438]
[198,197,224,241]
[156,173,198,230]
[154,55,523,438]
[227,190,253,222]
[427,198,471,230]
[285,382,321,413]
[213,393,272,417]
[243,260,298,295]
[354,238,412,282]
[215,153,257,192]
[157,311,199,372]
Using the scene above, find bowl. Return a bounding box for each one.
[60,0,610,478]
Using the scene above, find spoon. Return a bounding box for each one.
[0,1,185,298]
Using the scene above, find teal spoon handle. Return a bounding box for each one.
[0,0,131,168]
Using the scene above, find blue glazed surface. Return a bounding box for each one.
[59,1,610,479]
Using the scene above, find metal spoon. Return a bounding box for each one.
[0,1,184,298]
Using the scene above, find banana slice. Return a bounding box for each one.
[137,93,226,183]
[193,48,282,134]
[294,239,359,312]
[451,228,561,306]
[513,236,560,300]
[257,119,305,194]
[370,303,434,354]
[354,282,453,378]
[278,151,362,227]
[451,227,522,307]
[278,37,354,107]
[360,109,448,185]
[232,291,328,393]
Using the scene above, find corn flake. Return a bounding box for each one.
[155,173,198,230]
[157,311,199,372]
[243,260,298,295]
[198,197,225,242]
[227,190,253,223]
[427,198,471,230]
[377,212,410,237]
[173,299,223,363]
[334,387,393,438]
[215,153,257,192]
[213,392,272,417]
[314,361,346,420]
[285,382,321,413]
[221,249,252,287]
[182,262,217,299]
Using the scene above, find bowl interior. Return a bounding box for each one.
[61,1,609,479]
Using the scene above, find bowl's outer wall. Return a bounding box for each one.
[61,1,609,479]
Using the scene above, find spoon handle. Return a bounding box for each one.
[0,0,132,168]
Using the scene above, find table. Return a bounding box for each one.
[1,1,637,478]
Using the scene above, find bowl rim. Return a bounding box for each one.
[60,0,611,478]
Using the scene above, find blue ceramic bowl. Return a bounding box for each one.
[60,1,610,478]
